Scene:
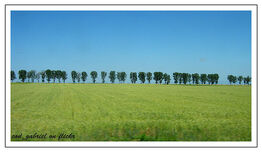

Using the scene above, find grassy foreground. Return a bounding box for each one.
[11,83,251,141]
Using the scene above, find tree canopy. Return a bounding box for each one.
[11,70,16,82]
[146,72,152,83]
[81,71,88,83]
[90,71,98,83]
[138,72,146,83]
[109,71,116,83]
[13,69,251,86]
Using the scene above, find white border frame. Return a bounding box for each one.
[5,4,258,148]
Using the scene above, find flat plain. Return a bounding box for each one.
[11,83,251,141]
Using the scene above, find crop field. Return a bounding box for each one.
[11,83,251,141]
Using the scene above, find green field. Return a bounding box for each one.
[11,83,251,141]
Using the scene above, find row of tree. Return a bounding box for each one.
[11,70,251,85]
[227,75,251,85]
[13,70,68,83]
[172,73,219,85]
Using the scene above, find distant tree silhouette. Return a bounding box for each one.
[138,72,146,83]
[187,74,192,84]
[109,71,116,83]
[56,70,62,83]
[101,71,107,83]
[51,70,56,83]
[163,73,171,84]
[36,72,40,83]
[214,74,219,84]
[40,71,46,83]
[61,71,67,83]
[159,72,164,84]
[120,72,127,83]
[71,71,77,83]
[18,70,27,82]
[117,72,121,83]
[81,71,88,83]
[232,76,237,84]
[173,72,179,84]
[192,73,200,84]
[227,75,234,84]
[238,76,243,84]
[11,71,16,82]
[28,70,36,83]
[76,72,81,83]
[45,69,52,83]
[181,73,189,84]
[178,73,183,84]
[90,71,98,83]
[130,72,137,84]
[153,72,163,84]
[146,72,152,83]
[200,74,207,84]
[244,76,251,85]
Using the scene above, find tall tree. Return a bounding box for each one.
[138,72,146,83]
[238,76,243,84]
[159,72,163,84]
[40,71,46,83]
[18,70,27,82]
[153,72,163,84]
[26,72,30,82]
[187,74,192,84]
[207,74,216,85]
[81,71,88,83]
[163,73,171,84]
[101,71,107,83]
[71,71,77,83]
[232,76,237,84]
[61,71,67,83]
[28,70,36,83]
[214,74,219,84]
[200,74,207,84]
[36,72,40,83]
[247,76,251,85]
[117,72,121,83]
[227,75,233,84]
[207,74,212,84]
[130,72,133,83]
[51,70,56,83]
[173,72,179,84]
[11,70,16,82]
[178,73,182,84]
[130,72,137,84]
[182,73,189,84]
[56,70,62,83]
[76,72,81,83]
[153,72,158,84]
[192,73,200,84]
[146,72,152,83]
[109,71,116,83]
[120,72,127,83]
[244,76,251,85]
[45,69,52,83]
[166,74,171,84]
[90,71,98,83]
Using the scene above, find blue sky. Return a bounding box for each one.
[11,11,251,83]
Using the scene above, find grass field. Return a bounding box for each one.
[11,83,251,141]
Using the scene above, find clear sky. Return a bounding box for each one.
[11,11,251,84]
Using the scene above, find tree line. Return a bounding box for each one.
[10,70,251,85]
[227,75,251,85]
